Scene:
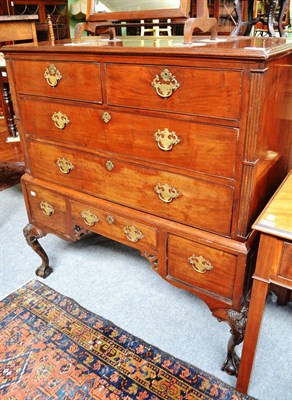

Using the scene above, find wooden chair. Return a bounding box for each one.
[0,15,38,139]
[140,19,172,36]
[0,15,38,189]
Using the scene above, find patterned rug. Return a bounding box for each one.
[0,281,254,400]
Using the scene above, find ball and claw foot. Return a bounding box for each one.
[221,350,241,376]
[213,301,249,376]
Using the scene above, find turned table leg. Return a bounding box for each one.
[277,0,289,37]
[23,223,53,278]
[0,76,18,138]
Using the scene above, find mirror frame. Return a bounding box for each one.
[86,0,191,22]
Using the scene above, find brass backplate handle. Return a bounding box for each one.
[154,183,180,203]
[52,111,70,130]
[44,64,62,87]
[81,210,99,226]
[151,69,180,98]
[154,128,181,151]
[188,255,214,274]
[123,225,144,242]
[56,158,74,174]
[40,201,55,216]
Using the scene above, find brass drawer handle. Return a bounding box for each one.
[56,158,74,174]
[106,215,115,224]
[105,160,114,171]
[123,225,144,243]
[40,201,54,216]
[188,255,213,274]
[81,210,99,226]
[151,69,180,98]
[44,64,62,87]
[154,128,180,151]
[101,111,112,123]
[154,183,180,203]
[52,111,70,130]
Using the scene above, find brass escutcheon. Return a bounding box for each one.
[151,69,180,98]
[123,225,144,243]
[105,160,114,171]
[188,255,214,274]
[52,111,70,130]
[56,158,74,174]
[44,64,62,87]
[81,210,99,226]
[40,201,55,216]
[154,128,180,151]
[106,215,115,224]
[101,111,112,123]
[154,183,180,203]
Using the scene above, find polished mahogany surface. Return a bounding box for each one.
[5,35,291,56]
[252,171,292,239]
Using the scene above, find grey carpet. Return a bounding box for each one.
[1,184,291,400]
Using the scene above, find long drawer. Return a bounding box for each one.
[27,140,234,236]
[21,98,238,179]
[167,234,237,300]
[12,60,102,103]
[105,64,243,120]
[71,201,157,252]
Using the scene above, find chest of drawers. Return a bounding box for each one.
[3,35,291,376]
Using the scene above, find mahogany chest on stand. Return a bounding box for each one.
[3,33,291,376]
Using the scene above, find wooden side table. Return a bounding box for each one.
[231,0,290,37]
[236,170,292,394]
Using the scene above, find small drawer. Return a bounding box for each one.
[13,60,102,103]
[21,98,106,148]
[71,201,157,252]
[21,98,238,180]
[27,140,234,236]
[167,235,237,300]
[106,64,243,120]
[24,183,68,234]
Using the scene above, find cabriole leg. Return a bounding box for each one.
[23,223,52,278]
[213,301,248,376]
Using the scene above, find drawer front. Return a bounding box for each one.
[27,141,234,236]
[168,235,237,300]
[21,99,238,179]
[21,99,106,149]
[71,201,157,252]
[24,183,68,234]
[106,64,243,120]
[13,60,102,103]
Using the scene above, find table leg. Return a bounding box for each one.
[236,233,281,393]
[236,279,269,393]
[277,0,289,37]
[267,0,277,36]
[230,0,259,36]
